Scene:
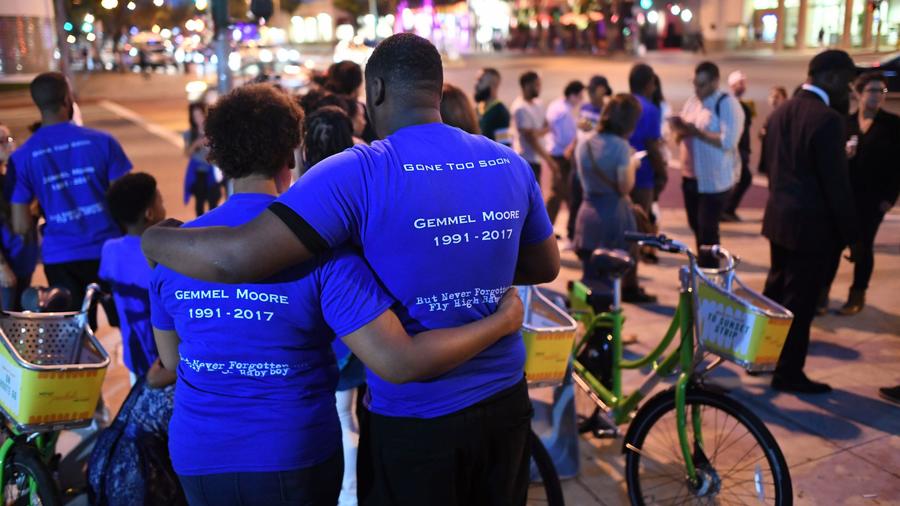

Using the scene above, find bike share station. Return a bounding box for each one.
[523,233,796,505]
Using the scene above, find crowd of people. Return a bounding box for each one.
[0,32,898,505]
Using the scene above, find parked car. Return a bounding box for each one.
[856,52,900,95]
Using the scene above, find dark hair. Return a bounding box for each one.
[205,84,304,179]
[324,61,363,96]
[365,33,443,97]
[854,71,887,93]
[695,61,720,80]
[588,75,612,96]
[599,93,642,137]
[771,86,788,99]
[107,172,158,227]
[564,80,585,98]
[440,83,480,134]
[482,67,500,79]
[519,71,539,90]
[187,102,208,143]
[30,72,69,112]
[651,74,664,107]
[303,106,354,168]
[629,63,656,94]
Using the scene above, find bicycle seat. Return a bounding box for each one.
[589,249,635,279]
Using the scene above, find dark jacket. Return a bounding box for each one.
[760,89,858,251]
[845,109,900,218]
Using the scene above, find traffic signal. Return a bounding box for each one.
[250,0,274,20]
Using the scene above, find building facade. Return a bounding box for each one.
[700,0,900,50]
[0,0,58,79]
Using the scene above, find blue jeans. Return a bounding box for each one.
[178,449,343,506]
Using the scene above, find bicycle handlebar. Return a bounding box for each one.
[623,232,689,254]
[699,245,738,272]
[80,283,104,314]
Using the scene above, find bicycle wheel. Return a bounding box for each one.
[624,388,791,505]
[528,429,565,506]
[3,447,61,506]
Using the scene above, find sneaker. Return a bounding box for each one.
[878,386,900,404]
[622,286,658,304]
[721,212,742,223]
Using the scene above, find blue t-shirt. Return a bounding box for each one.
[0,174,38,281]
[628,95,662,190]
[579,103,602,131]
[99,235,157,377]
[7,122,132,263]
[149,193,393,475]
[269,122,554,419]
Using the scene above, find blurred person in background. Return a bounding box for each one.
[760,50,858,394]
[544,80,584,237]
[325,61,377,143]
[473,68,511,145]
[722,70,756,222]
[184,102,223,217]
[512,71,557,182]
[572,76,613,247]
[670,61,744,268]
[574,93,656,303]
[820,72,900,316]
[0,123,37,311]
[757,86,788,175]
[441,84,480,135]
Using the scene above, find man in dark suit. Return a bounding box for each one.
[760,50,859,394]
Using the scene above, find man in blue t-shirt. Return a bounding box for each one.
[100,173,167,381]
[143,34,560,504]
[8,72,132,326]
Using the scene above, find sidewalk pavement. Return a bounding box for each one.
[2,97,897,505]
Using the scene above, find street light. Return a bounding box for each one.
[64,21,73,31]
[153,0,164,6]
[195,0,209,10]
[680,9,693,23]
[84,13,95,23]
[101,0,118,9]
[127,1,136,10]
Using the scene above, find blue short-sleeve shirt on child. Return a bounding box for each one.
[149,193,393,476]
[269,122,554,419]
[99,235,157,377]
[7,123,131,264]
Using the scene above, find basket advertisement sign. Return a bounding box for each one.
[0,343,107,429]
[522,327,576,383]
[696,281,790,370]
[518,286,577,386]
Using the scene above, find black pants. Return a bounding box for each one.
[44,259,116,330]
[567,169,583,240]
[681,178,729,268]
[763,242,834,378]
[192,176,222,217]
[545,156,572,225]
[527,162,541,186]
[179,450,343,506]
[823,211,885,296]
[358,379,532,506]
[724,156,752,215]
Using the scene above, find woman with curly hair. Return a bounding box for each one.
[149,83,523,506]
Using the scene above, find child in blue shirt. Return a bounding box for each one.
[100,173,173,387]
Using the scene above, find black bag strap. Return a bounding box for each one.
[585,141,624,198]
[714,92,728,118]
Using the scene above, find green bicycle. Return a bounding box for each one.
[568,232,792,505]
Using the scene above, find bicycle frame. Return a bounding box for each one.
[571,245,723,486]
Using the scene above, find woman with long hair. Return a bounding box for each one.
[184,102,222,216]
[440,83,480,134]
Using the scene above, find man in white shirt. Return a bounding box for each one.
[511,71,557,183]
[543,80,584,227]
[670,61,744,268]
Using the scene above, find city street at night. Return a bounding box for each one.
[2,0,900,502]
